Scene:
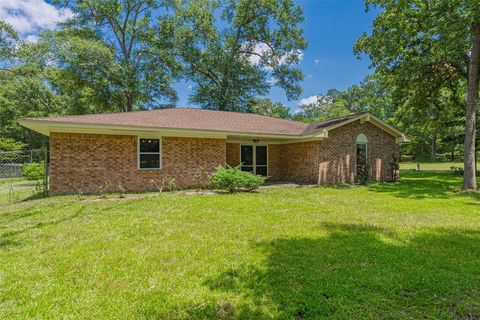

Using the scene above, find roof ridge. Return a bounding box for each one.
[301,112,367,135]
[310,112,367,125]
[27,107,310,126]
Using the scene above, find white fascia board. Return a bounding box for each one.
[18,119,305,141]
[320,113,408,143]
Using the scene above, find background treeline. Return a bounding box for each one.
[0,0,479,188]
[0,0,306,150]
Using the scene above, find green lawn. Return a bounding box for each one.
[0,178,44,205]
[400,161,479,171]
[1,172,479,319]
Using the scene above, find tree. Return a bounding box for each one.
[26,30,126,114]
[0,64,66,148]
[172,0,307,111]
[53,0,180,111]
[247,97,291,119]
[355,0,480,190]
[338,75,395,120]
[0,21,63,148]
[0,21,19,73]
[0,138,25,152]
[466,23,480,188]
[294,91,350,122]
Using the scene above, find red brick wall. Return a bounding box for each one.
[49,133,226,195]
[226,143,240,167]
[276,142,320,183]
[317,120,399,184]
[268,144,282,180]
[225,120,398,184]
[49,120,399,194]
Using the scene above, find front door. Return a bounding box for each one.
[240,145,268,176]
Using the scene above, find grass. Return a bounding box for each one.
[0,178,45,205]
[0,171,479,319]
[400,161,479,171]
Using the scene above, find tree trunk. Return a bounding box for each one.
[463,23,480,190]
[431,132,437,161]
[451,131,455,161]
[126,93,134,112]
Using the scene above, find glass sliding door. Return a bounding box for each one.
[240,145,268,176]
[240,145,254,172]
[255,146,268,176]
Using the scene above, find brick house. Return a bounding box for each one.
[20,108,407,195]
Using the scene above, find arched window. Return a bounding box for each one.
[356,134,368,176]
[356,134,368,144]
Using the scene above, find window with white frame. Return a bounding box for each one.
[138,138,161,169]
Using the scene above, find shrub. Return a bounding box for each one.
[21,162,45,181]
[96,180,112,198]
[151,177,177,194]
[211,166,265,193]
[389,154,400,181]
[355,165,370,185]
[117,183,126,198]
[450,166,464,176]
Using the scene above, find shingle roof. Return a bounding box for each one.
[23,108,381,137]
[24,108,313,136]
[302,113,366,136]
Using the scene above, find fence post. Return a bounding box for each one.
[44,146,49,197]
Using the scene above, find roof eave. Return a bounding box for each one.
[19,112,409,143]
[312,113,408,143]
[18,119,307,140]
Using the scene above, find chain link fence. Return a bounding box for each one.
[0,148,48,204]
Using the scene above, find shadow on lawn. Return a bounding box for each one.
[139,223,480,319]
[0,205,85,249]
[368,171,480,201]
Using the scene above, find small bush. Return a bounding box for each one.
[355,165,370,185]
[96,180,112,198]
[151,177,177,194]
[389,154,400,181]
[117,183,126,198]
[450,166,464,176]
[21,162,45,181]
[211,166,265,193]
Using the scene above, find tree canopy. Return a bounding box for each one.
[171,0,307,111]
[355,0,480,189]
[53,0,181,111]
[0,21,19,64]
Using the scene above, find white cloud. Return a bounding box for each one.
[247,43,269,65]
[0,0,73,37]
[266,77,277,85]
[246,43,303,70]
[297,95,319,106]
[297,94,333,109]
[292,107,303,115]
[24,34,39,43]
[279,49,303,66]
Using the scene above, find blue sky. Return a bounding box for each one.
[289,0,378,110]
[1,0,379,112]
